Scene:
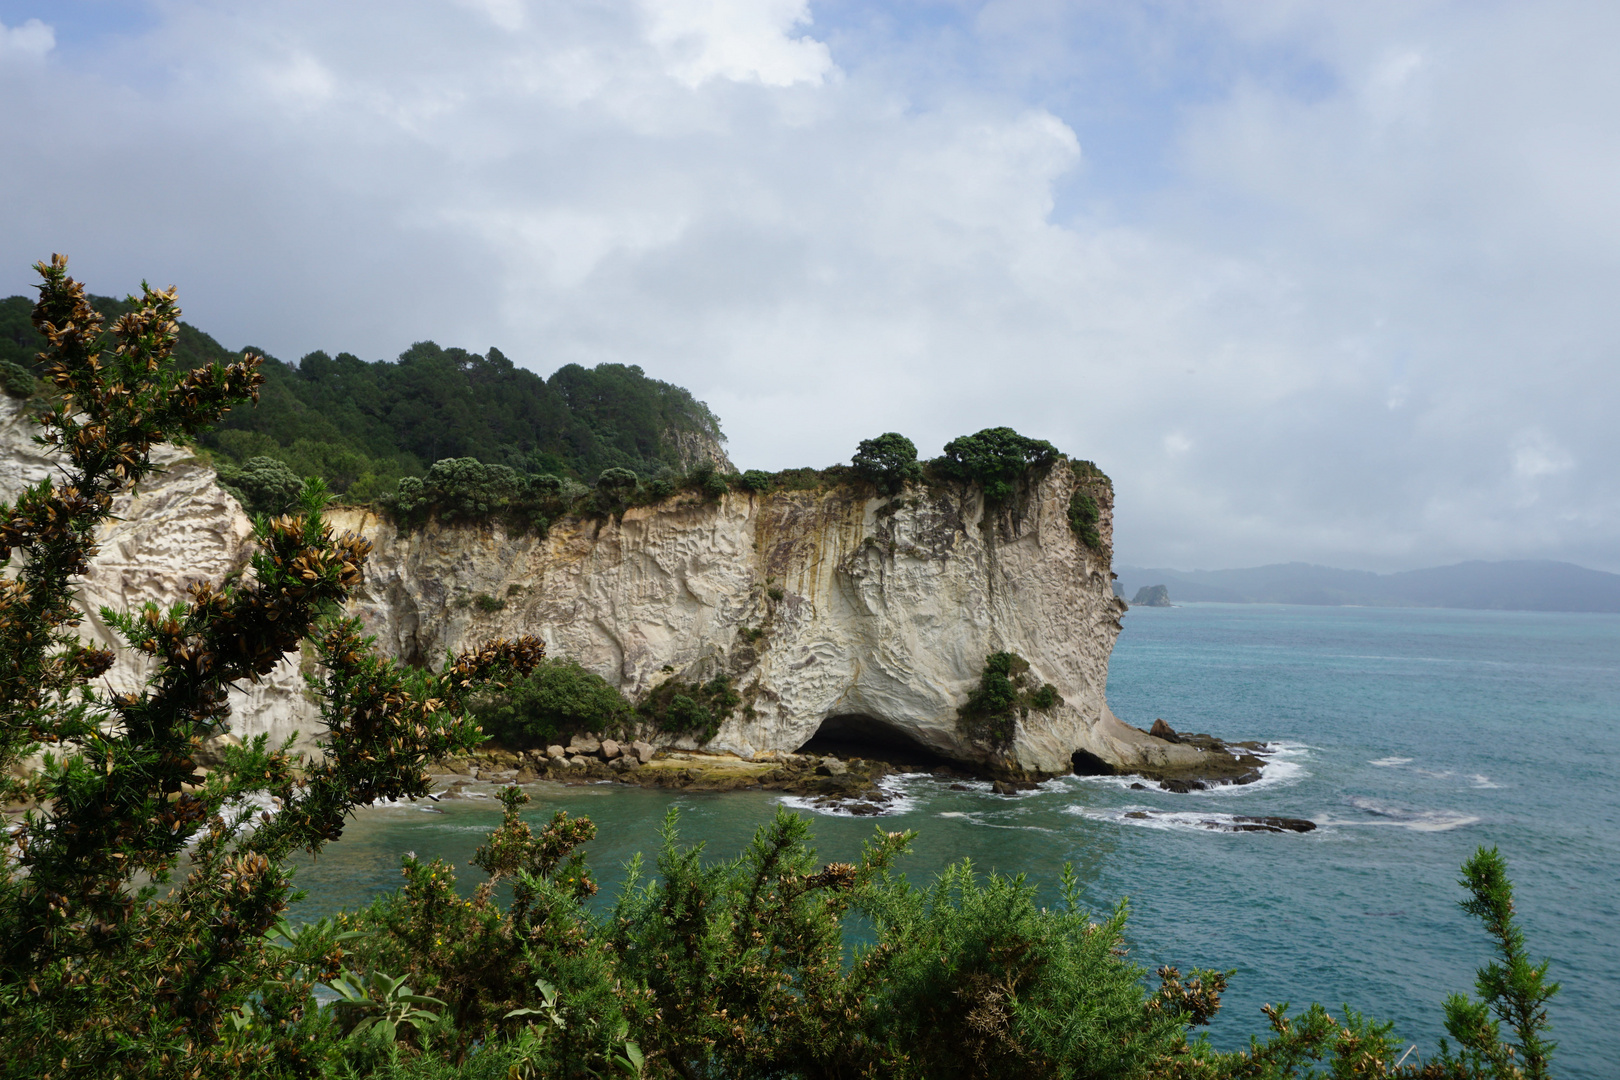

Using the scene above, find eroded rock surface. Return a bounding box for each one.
[2,393,1214,778]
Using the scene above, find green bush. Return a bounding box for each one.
[471,658,634,747]
[933,427,1059,504]
[736,469,773,493]
[388,458,566,532]
[592,466,640,516]
[1068,490,1102,551]
[638,674,740,741]
[957,651,1063,750]
[218,454,305,516]
[0,358,35,398]
[851,432,923,495]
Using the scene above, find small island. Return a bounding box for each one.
[1131,583,1172,606]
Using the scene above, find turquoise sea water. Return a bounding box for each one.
[289,604,1620,1077]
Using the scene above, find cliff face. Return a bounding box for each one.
[2,393,1203,777]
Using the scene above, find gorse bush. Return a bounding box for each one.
[0,259,544,1078]
[470,658,634,747]
[326,804,1558,1080]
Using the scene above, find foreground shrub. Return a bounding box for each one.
[328,803,1556,1080]
[0,258,543,1078]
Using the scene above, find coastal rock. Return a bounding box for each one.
[0,393,1215,779]
[1131,584,1171,607]
[630,740,655,764]
[545,745,566,760]
[599,738,623,761]
[567,734,602,756]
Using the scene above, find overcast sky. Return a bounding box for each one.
[3,1,1617,572]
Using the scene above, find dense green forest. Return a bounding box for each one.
[0,292,727,503]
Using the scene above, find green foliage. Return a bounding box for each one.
[472,594,506,613]
[593,466,641,516]
[851,432,923,495]
[345,788,635,1072]
[0,259,545,1078]
[0,358,35,398]
[217,453,305,516]
[1441,847,1559,1080]
[388,457,566,532]
[2,291,728,509]
[327,969,446,1043]
[934,426,1059,504]
[471,658,634,747]
[637,674,740,741]
[1068,490,1102,551]
[736,469,773,493]
[957,651,1063,750]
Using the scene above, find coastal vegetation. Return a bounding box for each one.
[958,652,1064,750]
[0,263,1562,1077]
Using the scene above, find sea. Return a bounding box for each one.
[287,603,1620,1077]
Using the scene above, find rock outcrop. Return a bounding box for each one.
[1,393,1215,779]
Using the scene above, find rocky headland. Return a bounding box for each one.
[1,392,1269,795]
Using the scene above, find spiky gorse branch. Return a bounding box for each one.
[0,258,543,1077]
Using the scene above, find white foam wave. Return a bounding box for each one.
[1068,741,1310,796]
[1065,805,1315,836]
[1470,774,1501,789]
[1327,796,1480,832]
[1369,757,1413,767]
[777,773,921,818]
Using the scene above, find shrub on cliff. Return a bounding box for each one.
[933,426,1059,504]
[638,674,740,740]
[217,453,305,516]
[471,658,634,746]
[388,456,568,532]
[0,258,544,1077]
[0,358,35,398]
[958,651,1063,750]
[851,432,923,495]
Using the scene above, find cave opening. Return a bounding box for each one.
[795,714,955,769]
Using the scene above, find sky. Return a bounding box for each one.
[2,1,1618,573]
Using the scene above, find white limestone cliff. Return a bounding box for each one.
[2,393,1205,777]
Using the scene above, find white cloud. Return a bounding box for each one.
[0,18,54,59]
[3,1,1619,571]
[641,0,833,87]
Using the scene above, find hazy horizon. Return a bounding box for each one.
[5,1,1618,573]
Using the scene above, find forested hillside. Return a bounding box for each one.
[0,293,728,503]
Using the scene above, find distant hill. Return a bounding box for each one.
[1,293,730,501]
[1115,561,1620,614]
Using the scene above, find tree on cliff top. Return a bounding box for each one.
[0,257,545,1076]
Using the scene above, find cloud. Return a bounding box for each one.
[2,1,1619,571]
[0,18,54,59]
[642,0,833,87]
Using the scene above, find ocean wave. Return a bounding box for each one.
[1066,740,1310,796]
[1065,805,1316,835]
[1322,796,1480,832]
[777,773,922,818]
[1369,757,1413,767]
